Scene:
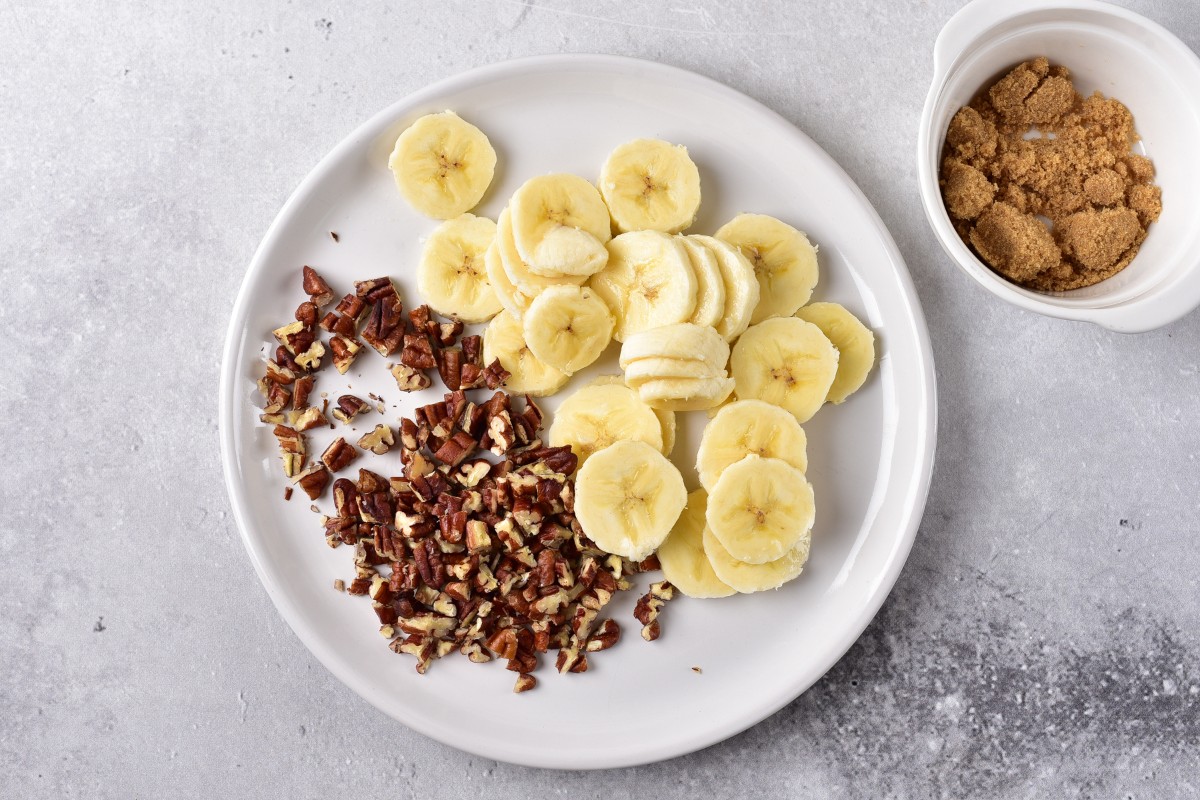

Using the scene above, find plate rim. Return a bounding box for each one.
[219,52,938,769]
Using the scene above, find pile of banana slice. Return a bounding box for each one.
[388,110,878,600]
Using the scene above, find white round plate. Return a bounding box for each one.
[220,55,936,769]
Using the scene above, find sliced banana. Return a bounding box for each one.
[703,525,811,593]
[510,174,611,277]
[623,357,722,389]
[416,213,500,323]
[730,317,839,423]
[599,138,702,234]
[696,399,809,491]
[619,322,729,370]
[677,236,725,328]
[591,231,697,341]
[497,207,586,295]
[706,454,814,564]
[522,285,614,374]
[657,490,736,599]
[549,381,663,467]
[388,111,496,219]
[574,440,688,561]
[482,309,568,397]
[586,375,675,457]
[485,238,533,319]
[687,235,759,342]
[638,376,735,411]
[794,302,876,404]
[715,213,818,324]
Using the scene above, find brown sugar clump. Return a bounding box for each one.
[970,203,1061,283]
[939,58,1162,291]
[942,160,995,220]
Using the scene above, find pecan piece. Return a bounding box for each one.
[330,335,361,375]
[361,291,405,356]
[391,362,432,392]
[295,301,318,327]
[357,424,395,455]
[437,347,463,391]
[320,311,357,337]
[336,293,367,320]
[288,405,327,432]
[272,425,306,477]
[263,359,296,386]
[482,358,510,389]
[292,375,314,409]
[513,673,536,693]
[331,394,369,424]
[433,430,477,467]
[400,334,437,370]
[585,619,620,652]
[302,265,335,307]
[355,276,397,304]
[460,334,482,365]
[321,437,360,473]
[293,464,330,500]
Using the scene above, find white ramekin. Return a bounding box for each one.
[917,0,1200,332]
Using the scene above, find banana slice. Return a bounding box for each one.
[687,235,759,342]
[730,317,839,423]
[416,213,501,323]
[482,309,568,397]
[388,111,497,219]
[485,239,533,319]
[638,376,735,411]
[591,231,697,341]
[497,208,586,295]
[623,357,722,389]
[715,213,818,324]
[510,174,611,277]
[794,302,876,404]
[599,138,702,234]
[522,285,614,374]
[706,454,814,564]
[703,525,811,593]
[657,490,736,598]
[549,381,663,467]
[618,322,729,370]
[585,375,676,456]
[677,236,725,328]
[574,440,688,561]
[696,399,809,491]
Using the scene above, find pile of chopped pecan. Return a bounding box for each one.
[254,266,672,692]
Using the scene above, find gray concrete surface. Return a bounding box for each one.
[3,0,1199,796]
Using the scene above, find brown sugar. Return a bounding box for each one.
[940,57,1162,292]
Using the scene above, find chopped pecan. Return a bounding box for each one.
[336,293,367,320]
[294,340,325,372]
[433,430,477,467]
[460,334,482,365]
[320,311,357,337]
[263,381,290,414]
[434,319,464,346]
[302,266,335,307]
[483,358,510,389]
[585,619,620,651]
[289,405,327,432]
[293,464,330,500]
[264,359,296,386]
[400,334,437,370]
[355,277,397,304]
[273,425,306,477]
[321,437,359,473]
[330,335,361,375]
[361,290,405,356]
[391,362,432,392]
[292,375,314,409]
[295,301,318,327]
[357,424,395,455]
[331,394,369,424]
[274,345,301,373]
[513,673,536,693]
[273,321,305,353]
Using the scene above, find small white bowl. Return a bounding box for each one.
[917,0,1200,332]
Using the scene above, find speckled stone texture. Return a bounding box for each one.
[3,0,1198,796]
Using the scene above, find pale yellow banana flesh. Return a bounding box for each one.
[548,381,663,468]
[716,213,818,324]
[703,525,811,593]
[706,454,814,565]
[388,111,497,219]
[591,230,697,341]
[686,235,759,342]
[623,357,723,389]
[416,213,501,323]
[497,208,586,295]
[574,440,687,561]
[618,322,729,370]
[522,284,614,374]
[585,375,675,457]
[482,309,568,397]
[485,239,532,319]
[730,317,839,423]
[678,235,726,328]
[599,138,702,234]
[510,174,611,277]
[696,399,808,491]
[657,490,736,598]
[794,302,876,404]
[638,376,735,411]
